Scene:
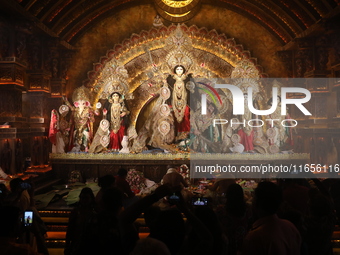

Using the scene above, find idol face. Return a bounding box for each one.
[75,100,87,108]
[175,66,184,75]
[112,93,120,102]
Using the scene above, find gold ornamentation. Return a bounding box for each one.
[266,127,277,138]
[100,135,110,148]
[89,25,265,130]
[161,0,193,8]
[165,25,194,71]
[72,86,92,103]
[269,145,280,154]
[97,59,132,101]
[110,103,123,134]
[160,104,171,116]
[186,81,195,93]
[100,119,110,131]
[232,78,260,94]
[59,120,69,131]
[59,105,69,115]
[231,134,241,143]
[160,86,171,100]
[165,11,191,17]
[50,152,309,161]
[158,120,171,136]
[231,60,260,79]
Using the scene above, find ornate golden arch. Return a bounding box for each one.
[84,24,266,127]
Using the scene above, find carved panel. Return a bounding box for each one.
[42,78,50,91]
[75,164,99,182]
[29,77,43,89]
[15,69,24,84]
[98,164,116,176]
[0,68,12,81]
[0,89,22,117]
[50,79,64,97]
[30,96,43,118]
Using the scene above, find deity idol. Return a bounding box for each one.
[49,104,70,153]
[105,92,130,151]
[64,86,97,152]
[166,65,192,139]
[89,92,130,153]
[267,95,294,151]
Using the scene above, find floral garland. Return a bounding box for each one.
[126,169,146,191]
[179,164,190,184]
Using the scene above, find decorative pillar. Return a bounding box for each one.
[26,70,52,167]
[0,58,27,174]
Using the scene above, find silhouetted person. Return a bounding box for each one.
[95,174,115,213]
[216,183,251,255]
[0,206,39,255]
[162,168,188,192]
[192,206,228,255]
[130,237,171,255]
[242,181,301,255]
[97,187,124,254]
[303,189,335,255]
[65,187,98,255]
[120,184,213,255]
[115,168,135,198]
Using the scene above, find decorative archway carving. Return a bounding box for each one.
[84,24,267,125]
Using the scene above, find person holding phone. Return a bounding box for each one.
[7,178,31,212]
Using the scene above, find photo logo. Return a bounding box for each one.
[201,85,311,116]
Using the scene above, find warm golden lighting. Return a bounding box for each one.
[161,0,193,8]
[165,11,191,17]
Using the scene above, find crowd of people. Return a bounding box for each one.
[62,169,340,255]
[0,178,48,255]
[0,168,338,255]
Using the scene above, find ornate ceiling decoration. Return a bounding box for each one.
[153,0,201,22]
[5,0,339,45]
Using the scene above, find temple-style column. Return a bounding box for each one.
[25,70,52,167]
[0,58,28,174]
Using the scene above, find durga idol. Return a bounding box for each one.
[166,64,192,139]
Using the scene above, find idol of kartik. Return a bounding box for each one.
[49,104,70,153]
[63,86,98,152]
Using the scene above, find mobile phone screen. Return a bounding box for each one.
[168,193,180,204]
[24,211,33,227]
[192,197,208,206]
